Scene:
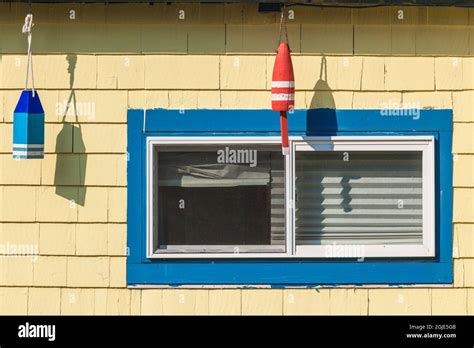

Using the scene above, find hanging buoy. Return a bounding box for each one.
[272,11,294,156]
[13,90,45,159]
[13,12,44,159]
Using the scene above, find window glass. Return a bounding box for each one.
[295,151,423,246]
[154,145,285,253]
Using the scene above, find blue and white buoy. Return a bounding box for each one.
[13,13,44,160]
[13,90,45,159]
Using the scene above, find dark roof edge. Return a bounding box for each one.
[2,0,474,6]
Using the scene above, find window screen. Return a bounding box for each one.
[295,151,423,246]
[154,145,285,253]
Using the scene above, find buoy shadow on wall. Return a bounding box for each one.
[305,58,355,222]
[307,55,338,135]
[309,56,336,110]
[54,54,87,206]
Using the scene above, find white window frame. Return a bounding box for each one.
[146,136,291,259]
[146,135,435,259]
[292,136,435,258]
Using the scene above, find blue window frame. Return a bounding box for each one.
[127,108,452,286]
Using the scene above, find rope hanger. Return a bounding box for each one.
[277,6,289,48]
[22,11,35,96]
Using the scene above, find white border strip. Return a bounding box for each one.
[271,94,295,101]
[13,151,44,156]
[272,81,295,88]
[13,144,44,149]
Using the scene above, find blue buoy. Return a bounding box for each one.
[12,90,45,159]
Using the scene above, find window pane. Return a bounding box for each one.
[295,151,423,246]
[155,145,285,253]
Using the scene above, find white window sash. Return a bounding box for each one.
[292,136,435,258]
[146,136,435,259]
[146,136,290,259]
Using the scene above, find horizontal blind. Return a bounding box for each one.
[295,151,423,245]
[270,152,285,245]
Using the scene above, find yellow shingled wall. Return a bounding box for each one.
[0,3,473,315]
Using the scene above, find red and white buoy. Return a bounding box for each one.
[271,42,294,156]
